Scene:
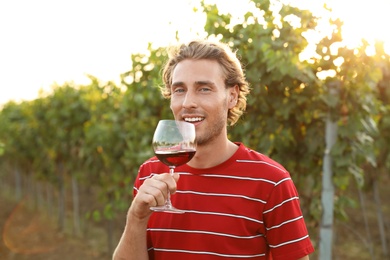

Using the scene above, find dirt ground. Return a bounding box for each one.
[0,195,110,260]
[0,177,389,260]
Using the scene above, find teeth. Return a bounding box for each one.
[184,117,203,122]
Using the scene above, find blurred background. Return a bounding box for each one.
[0,0,389,259]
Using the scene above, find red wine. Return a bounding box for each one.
[155,150,196,167]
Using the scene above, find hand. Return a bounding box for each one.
[128,172,180,220]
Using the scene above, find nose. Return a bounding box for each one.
[182,91,198,109]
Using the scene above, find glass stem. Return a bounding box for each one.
[166,166,175,207]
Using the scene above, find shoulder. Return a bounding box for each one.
[234,143,290,181]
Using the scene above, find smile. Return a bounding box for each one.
[184,117,204,123]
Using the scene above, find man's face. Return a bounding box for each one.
[170,59,238,146]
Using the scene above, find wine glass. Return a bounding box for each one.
[150,120,196,213]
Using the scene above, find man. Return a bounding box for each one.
[113,39,314,259]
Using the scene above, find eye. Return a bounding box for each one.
[172,87,185,93]
[199,87,211,92]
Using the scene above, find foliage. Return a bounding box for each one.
[0,0,389,246]
[201,0,390,222]
[0,45,172,222]
[0,142,4,156]
[203,0,325,220]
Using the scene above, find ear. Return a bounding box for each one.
[228,85,239,109]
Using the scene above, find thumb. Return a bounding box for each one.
[172,172,180,182]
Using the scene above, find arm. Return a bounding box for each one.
[263,173,314,260]
[113,172,179,260]
[112,211,149,260]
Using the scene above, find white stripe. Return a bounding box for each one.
[140,159,160,167]
[183,210,263,224]
[263,196,299,214]
[134,187,266,205]
[147,228,264,239]
[275,177,291,186]
[139,172,160,181]
[152,248,265,258]
[139,170,287,186]
[197,173,277,185]
[139,175,151,181]
[267,216,303,230]
[177,190,266,204]
[139,171,190,181]
[269,234,309,248]
[236,159,287,173]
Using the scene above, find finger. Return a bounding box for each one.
[128,192,155,219]
[172,172,180,183]
[144,184,168,206]
[134,192,158,208]
[141,177,170,204]
[153,173,178,194]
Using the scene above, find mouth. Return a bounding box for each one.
[183,117,204,123]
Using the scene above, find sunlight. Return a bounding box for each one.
[1,0,390,105]
[334,0,390,47]
[291,0,390,66]
[306,0,390,54]
[330,0,390,53]
[0,0,204,105]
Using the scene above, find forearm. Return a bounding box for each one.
[113,172,177,259]
[113,214,149,260]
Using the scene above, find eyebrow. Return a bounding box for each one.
[171,81,185,87]
[194,80,216,87]
[171,80,216,87]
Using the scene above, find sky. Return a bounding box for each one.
[1,0,390,106]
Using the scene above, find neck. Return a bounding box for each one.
[188,138,238,169]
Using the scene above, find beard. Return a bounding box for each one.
[196,107,228,146]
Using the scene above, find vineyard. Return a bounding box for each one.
[1,0,389,259]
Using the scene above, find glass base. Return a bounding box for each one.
[150,205,185,214]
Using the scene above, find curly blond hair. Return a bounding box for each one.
[161,39,250,126]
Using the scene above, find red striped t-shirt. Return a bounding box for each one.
[134,143,314,259]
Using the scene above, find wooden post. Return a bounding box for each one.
[319,85,339,260]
